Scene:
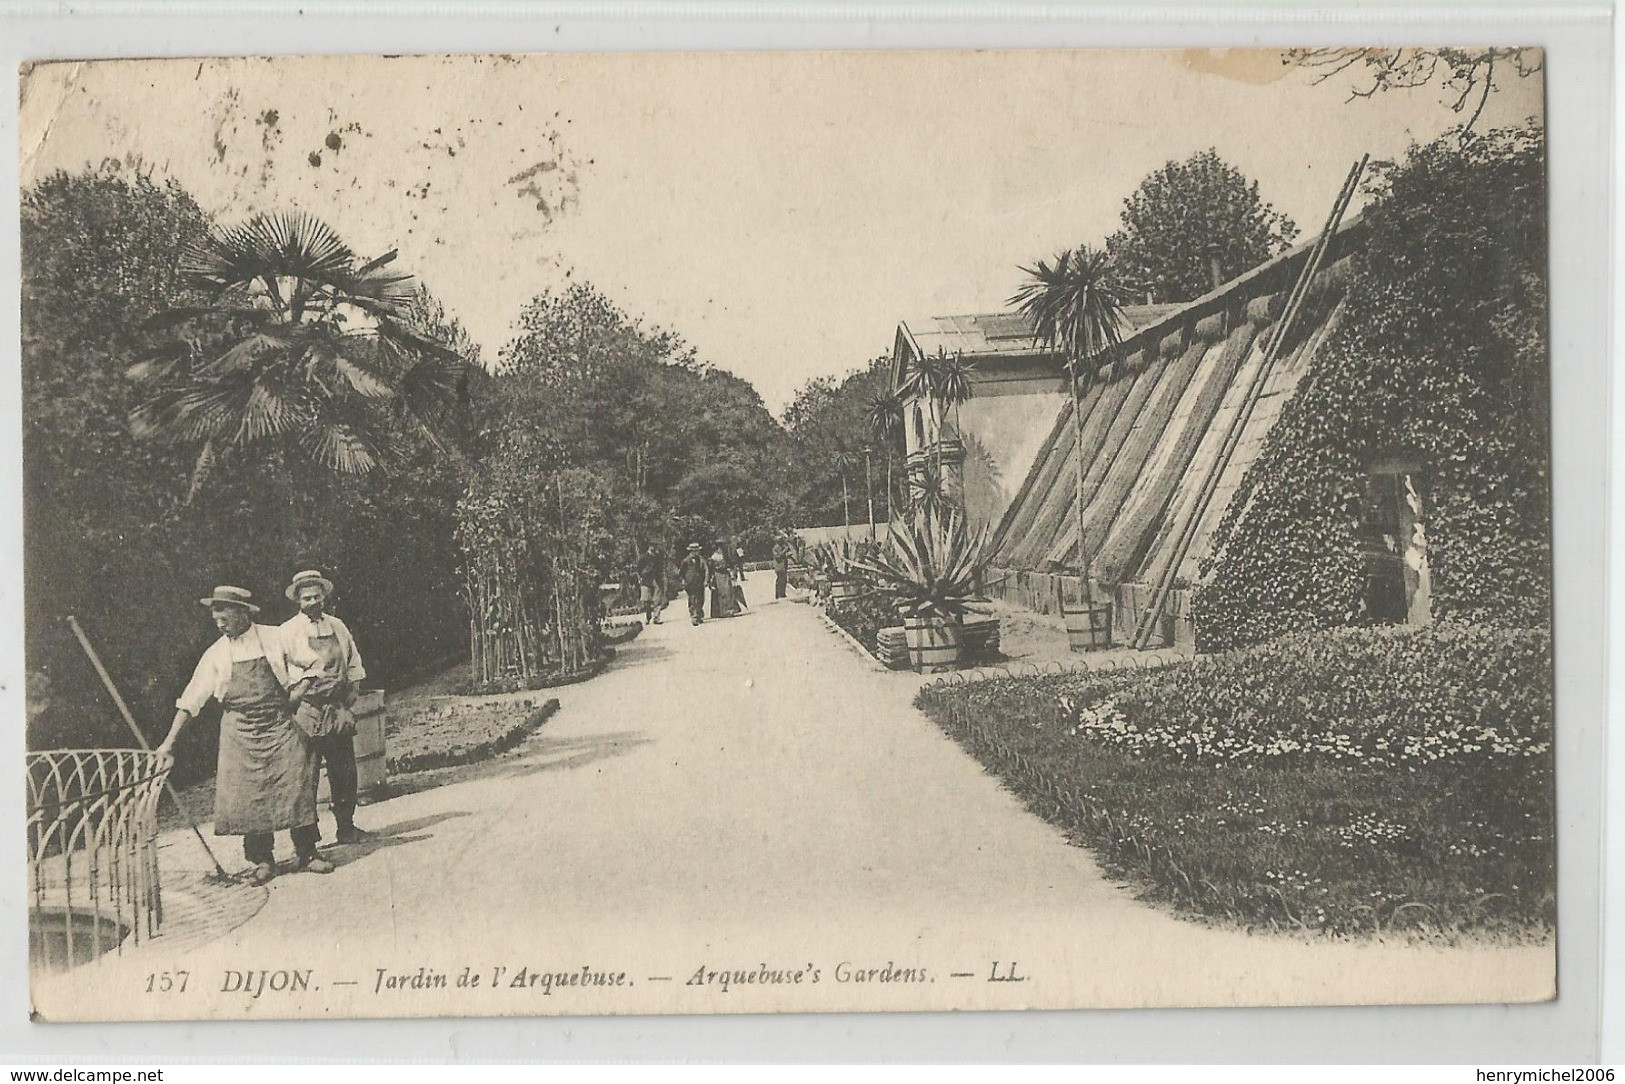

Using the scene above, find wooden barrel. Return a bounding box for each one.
[904,615,962,673]
[318,689,387,804]
[960,613,1000,659]
[1063,604,1113,652]
[353,690,387,797]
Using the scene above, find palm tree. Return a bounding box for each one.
[1009,245,1127,602]
[933,349,978,443]
[865,390,903,523]
[127,211,466,503]
[832,449,853,527]
[900,347,978,520]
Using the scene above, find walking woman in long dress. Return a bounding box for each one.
[708,546,737,618]
[155,586,328,885]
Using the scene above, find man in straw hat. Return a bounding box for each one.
[280,569,369,846]
[155,586,330,885]
[678,542,708,626]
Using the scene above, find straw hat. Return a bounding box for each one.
[285,569,335,602]
[198,585,260,614]
[687,542,702,551]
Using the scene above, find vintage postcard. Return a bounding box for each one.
[20,48,1554,1021]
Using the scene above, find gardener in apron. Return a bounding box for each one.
[155,585,329,885]
[280,569,368,846]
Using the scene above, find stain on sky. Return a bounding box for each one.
[256,109,283,185]
[502,130,583,224]
[191,75,588,249]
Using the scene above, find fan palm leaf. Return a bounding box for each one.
[130,211,472,499]
[300,421,383,475]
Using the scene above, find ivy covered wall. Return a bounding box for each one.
[1193,122,1549,652]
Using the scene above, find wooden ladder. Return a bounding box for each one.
[1129,155,1368,651]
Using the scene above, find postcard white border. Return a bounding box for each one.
[0,1,1612,1064]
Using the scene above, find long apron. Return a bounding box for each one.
[306,628,345,676]
[213,655,318,835]
[302,627,356,735]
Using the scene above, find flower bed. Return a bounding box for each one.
[915,624,1554,940]
[387,698,561,775]
[826,594,897,655]
[460,651,615,695]
[601,621,644,647]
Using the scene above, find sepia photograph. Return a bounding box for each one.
[18,46,1556,1022]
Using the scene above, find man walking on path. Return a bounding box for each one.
[679,542,708,626]
[636,545,665,625]
[772,533,793,599]
[280,570,369,846]
[155,586,329,885]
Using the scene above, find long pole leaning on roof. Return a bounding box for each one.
[1130,155,1367,651]
[66,615,232,880]
[1070,356,1091,608]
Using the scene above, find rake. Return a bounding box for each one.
[66,615,236,883]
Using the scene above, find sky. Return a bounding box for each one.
[18,49,1543,414]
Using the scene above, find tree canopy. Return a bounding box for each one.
[485,281,791,554]
[1105,149,1298,305]
[23,166,473,778]
[781,356,902,529]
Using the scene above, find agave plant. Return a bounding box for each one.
[810,539,861,582]
[851,510,991,621]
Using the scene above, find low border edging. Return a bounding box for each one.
[818,609,888,672]
[387,698,562,775]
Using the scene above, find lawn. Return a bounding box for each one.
[915,624,1554,941]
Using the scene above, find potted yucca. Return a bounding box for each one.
[851,511,990,673]
[813,540,865,608]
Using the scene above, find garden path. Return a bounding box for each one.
[33,571,1551,1019]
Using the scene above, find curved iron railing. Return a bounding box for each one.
[26,749,171,971]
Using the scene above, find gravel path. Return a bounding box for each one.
[32,572,1553,1020]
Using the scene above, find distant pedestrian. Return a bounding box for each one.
[679,542,708,626]
[772,534,793,599]
[709,546,737,618]
[636,545,665,625]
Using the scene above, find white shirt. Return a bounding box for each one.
[175,624,318,716]
[279,611,366,683]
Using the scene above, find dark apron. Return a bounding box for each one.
[308,628,346,676]
[213,655,318,835]
[299,626,357,737]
